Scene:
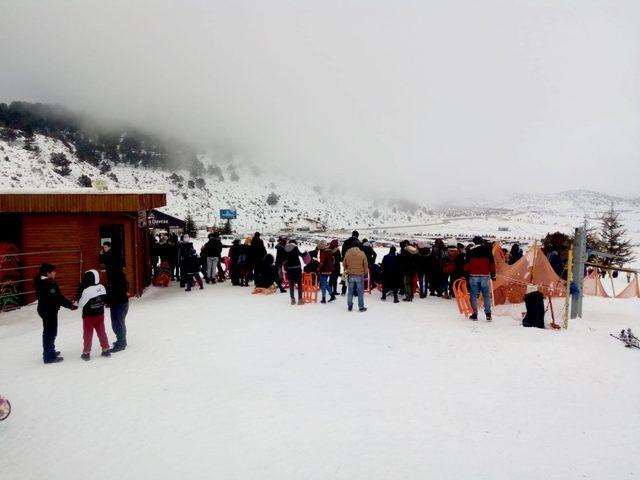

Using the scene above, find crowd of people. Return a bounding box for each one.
[147,229,500,318]
[34,228,523,364]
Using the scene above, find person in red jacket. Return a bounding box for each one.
[465,236,496,321]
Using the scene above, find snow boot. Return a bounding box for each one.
[199,285,204,290]
[44,356,64,364]
[381,294,386,301]
[185,287,191,292]
[101,350,111,358]
[321,298,326,304]
[298,298,305,305]
[290,298,296,305]
[469,313,478,321]
[348,305,353,311]
[329,295,336,302]
[486,313,492,322]
[81,353,90,361]
[110,343,126,353]
[393,297,400,303]
[359,307,367,312]
[279,287,286,293]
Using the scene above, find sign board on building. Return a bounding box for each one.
[137,210,147,228]
[220,209,237,220]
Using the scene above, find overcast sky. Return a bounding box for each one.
[1,0,639,201]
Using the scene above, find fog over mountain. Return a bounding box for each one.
[1,0,639,201]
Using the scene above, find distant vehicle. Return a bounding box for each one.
[221,235,235,242]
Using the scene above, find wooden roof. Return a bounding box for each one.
[0,190,166,213]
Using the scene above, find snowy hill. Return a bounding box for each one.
[0,130,434,232]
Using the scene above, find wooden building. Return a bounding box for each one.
[0,190,166,304]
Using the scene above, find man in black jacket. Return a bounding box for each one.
[341,231,360,258]
[203,232,224,284]
[35,263,77,363]
[101,242,130,352]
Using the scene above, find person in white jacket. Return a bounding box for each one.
[77,269,111,361]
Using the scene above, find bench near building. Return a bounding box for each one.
[0,190,166,306]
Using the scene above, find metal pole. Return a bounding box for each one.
[570,227,586,319]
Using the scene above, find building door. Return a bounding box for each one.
[100,224,126,266]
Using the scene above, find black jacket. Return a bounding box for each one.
[255,255,277,288]
[362,244,377,265]
[251,237,268,263]
[203,238,223,257]
[283,244,304,270]
[275,243,287,268]
[381,251,401,288]
[177,241,193,265]
[35,277,74,316]
[341,236,360,258]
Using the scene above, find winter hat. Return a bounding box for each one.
[472,236,484,245]
[389,246,396,254]
[254,232,261,238]
[213,232,220,238]
[352,230,359,238]
[457,243,465,249]
[329,239,339,249]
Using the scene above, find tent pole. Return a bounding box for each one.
[608,269,616,297]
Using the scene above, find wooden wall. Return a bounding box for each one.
[19,213,148,303]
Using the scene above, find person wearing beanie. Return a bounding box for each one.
[465,236,496,321]
[77,270,111,361]
[34,263,78,364]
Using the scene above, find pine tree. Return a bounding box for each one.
[583,215,601,251]
[599,204,635,266]
[184,214,198,238]
[223,219,232,235]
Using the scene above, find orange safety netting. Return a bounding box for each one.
[583,270,610,298]
[492,243,565,305]
[615,274,640,298]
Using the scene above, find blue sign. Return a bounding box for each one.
[220,209,237,220]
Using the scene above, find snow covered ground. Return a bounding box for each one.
[1,281,639,480]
